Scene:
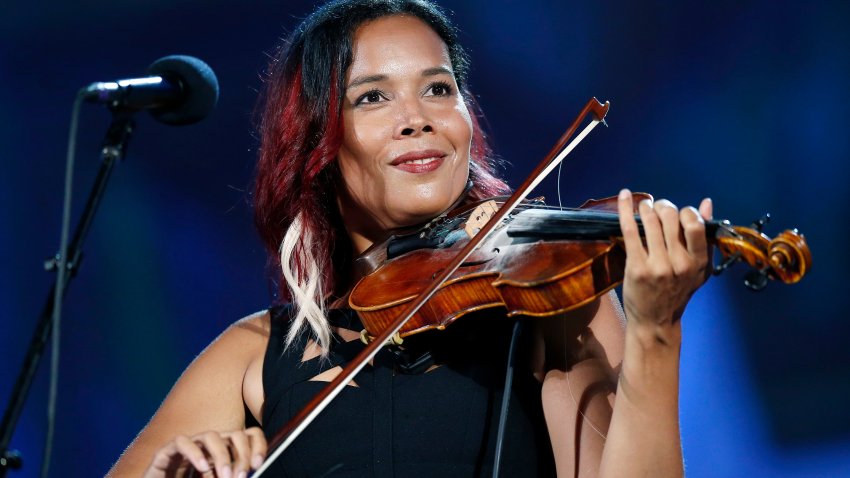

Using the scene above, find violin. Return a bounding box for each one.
[253,97,812,475]
[350,194,811,343]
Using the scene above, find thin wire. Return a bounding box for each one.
[557,161,564,210]
[553,135,608,442]
[41,89,85,478]
[554,116,607,211]
[562,321,607,442]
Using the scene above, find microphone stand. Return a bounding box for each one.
[0,107,136,476]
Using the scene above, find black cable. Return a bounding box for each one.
[491,319,524,478]
[41,89,86,478]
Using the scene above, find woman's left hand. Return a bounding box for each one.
[616,189,713,333]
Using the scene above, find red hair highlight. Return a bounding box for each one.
[254,61,346,301]
[466,95,510,200]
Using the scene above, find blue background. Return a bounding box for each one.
[1,1,848,476]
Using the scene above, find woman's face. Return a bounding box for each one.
[337,15,473,253]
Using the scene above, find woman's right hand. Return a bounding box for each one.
[142,427,267,478]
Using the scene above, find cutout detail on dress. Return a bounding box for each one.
[307,365,360,387]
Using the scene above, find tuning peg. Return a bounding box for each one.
[713,251,740,275]
[750,213,771,232]
[744,269,769,291]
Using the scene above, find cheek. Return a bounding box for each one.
[448,103,473,185]
[450,101,473,156]
[343,114,391,167]
[338,156,383,209]
[339,116,387,185]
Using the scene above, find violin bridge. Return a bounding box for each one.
[464,200,499,238]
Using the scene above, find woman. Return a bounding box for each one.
[108,0,712,476]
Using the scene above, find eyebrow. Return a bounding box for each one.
[345,66,454,91]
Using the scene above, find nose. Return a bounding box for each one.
[394,99,433,138]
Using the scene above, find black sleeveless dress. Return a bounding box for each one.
[259,305,556,477]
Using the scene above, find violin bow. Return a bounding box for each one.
[253,97,610,476]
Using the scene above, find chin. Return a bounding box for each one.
[390,209,441,228]
[389,198,452,227]
[386,179,467,227]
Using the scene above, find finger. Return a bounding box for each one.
[148,441,184,473]
[226,432,251,477]
[172,435,212,474]
[197,432,234,478]
[654,199,683,255]
[639,197,666,258]
[698,197,713,221]
[617,189,647,261]
[245,427,269,470]
[681,206,708,261]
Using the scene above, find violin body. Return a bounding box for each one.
[351,238,628,339]
[350,195,645,340]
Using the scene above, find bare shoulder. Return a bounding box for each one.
[177,309,273,421]
[180,309,271,389]
[225,309,272,348]
[108,309,273,476]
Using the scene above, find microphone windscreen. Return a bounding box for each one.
[146,55,219,125]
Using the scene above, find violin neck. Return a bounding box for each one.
[506,209,722,241]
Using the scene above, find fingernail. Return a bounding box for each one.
[686,206,703,220]
[619,188,630,200]
[252,454,264,469]
[640,199,652,209]
[197,458,211,472]
[222,465,233,478]
[238,471,248,478]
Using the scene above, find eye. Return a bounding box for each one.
[425,81,454,97]
[354,90,386,106]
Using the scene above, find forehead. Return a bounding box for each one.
[347,15,452,81]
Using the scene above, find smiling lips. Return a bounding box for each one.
[390,149,447,173]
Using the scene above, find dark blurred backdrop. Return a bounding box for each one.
[2,1,848,476]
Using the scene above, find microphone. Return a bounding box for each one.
[83,55,219,125]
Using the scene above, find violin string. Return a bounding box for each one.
[514,202,614,214]
[510,203,628,226]
[507,206,728,240]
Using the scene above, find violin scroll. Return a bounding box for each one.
[766,229,811,284]
[713,218,811,290]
